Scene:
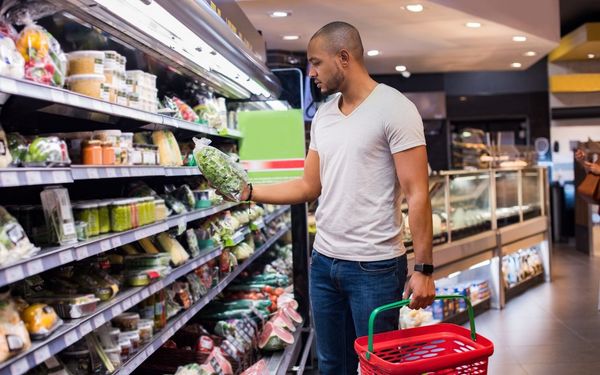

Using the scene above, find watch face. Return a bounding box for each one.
[415,264,434,274]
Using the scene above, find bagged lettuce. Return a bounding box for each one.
[192,138,248,202]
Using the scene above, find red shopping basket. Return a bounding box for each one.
[355,295,494,375]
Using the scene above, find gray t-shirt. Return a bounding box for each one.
[309,84,425,261]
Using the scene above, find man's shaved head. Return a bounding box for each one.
[310,21,364,60]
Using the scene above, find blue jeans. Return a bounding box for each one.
[309,249,408,375]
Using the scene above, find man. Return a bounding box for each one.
[240,21,435,374]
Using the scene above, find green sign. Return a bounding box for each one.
[238,109,305,184]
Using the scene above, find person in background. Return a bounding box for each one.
[240,21,435,374]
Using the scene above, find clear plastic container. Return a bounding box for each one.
[103,69,123,89]
[67,74,105,99]
[128,92,142,110]
[154,199,168,221]
[104,346,121,368]
[120,331,141,353]
[100,83,114,102]
[96,200,110,234]
[138,319,154,343]
[67,51,105,75]
[103,50,120,71]
[40,186,77,245]
[130,145,143,165]
[116,90,128,106]
[73,201,100,237]
[118,55,127,72]
[75,220,89,241]
[110,199,132,232]
[145,73,157,88]
[113,312,140,331]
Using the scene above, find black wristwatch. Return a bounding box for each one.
[414,263,434,275]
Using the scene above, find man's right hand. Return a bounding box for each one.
[576,149,586,162]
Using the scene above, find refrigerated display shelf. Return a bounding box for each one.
[0,166,203,187]
[0,247,223,375]
[264,326,306,375]
[0,76,242,139]
[264,206,291,224]
[505,272,545,300]
[439,298,491,326]
[115,225,291,375]
[0,202,239,288]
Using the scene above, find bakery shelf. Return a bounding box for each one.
[0,76,242,140]
[0,247,223,375]
[115,225,291,375]
[0,202,239,288]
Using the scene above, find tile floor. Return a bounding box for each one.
[475,244,600,375]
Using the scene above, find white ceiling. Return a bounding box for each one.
[236,0,561,74]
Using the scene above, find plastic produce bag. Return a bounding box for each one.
[0,292,31,363]
[16,18,66,87]
[0,126,12,168]
[6,132,27,166]
[172,97,199,123]
[0,206,38,266]
[0,34,24,78]
[193,138,248,202]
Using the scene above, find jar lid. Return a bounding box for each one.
[67,74,106,82]
[103,50,120,58]
[83,139,102,147]
[73,201,99,209]
[67,50,105,59]
[153,198,165,204]
[95,200,111,207]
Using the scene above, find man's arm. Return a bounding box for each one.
[241,149,322,205]
[393,145,436,309]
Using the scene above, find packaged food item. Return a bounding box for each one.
[0,292,31,363]
[118,55,127,72]
[75,220,89,241]
[97,200,111,234]
[128,92,142,110]
[0,126,12,168]
[130,144,143,165]
[104,346,121,368]
[6,132,27,166]
[120,331,141,353]
[103,50,120,70]
[194,190,212,209]
[66,74,105,99]
[154,199,168,220]
[110,199,132,232]
[0,206,38,265]
[193,138,248,201]
[258,321,294,351]
[73,201,100,237]
[142,144,159,165]
[101,142,115,165]
[36,294,100,319]
[172,97,199,123]
[20,303,62,340]
[0,34,25,79]
[25,136,70,167]
[40,186,77,245]
[176,185,196,210]
[66,50,104,75]
[137,319,154,343]
[17,20,67,87]
[103,68,122,87]
[113,313,140,332]
[120,132,134,155]
[101,83,115,103]
[81,139,102,165]
[123,253,170,267]
[116,90,128,106]
[152,130,183,166]
[118,336,132,361]
[97,326,120,348]
[156,232,189,266]
[241,359,269,375]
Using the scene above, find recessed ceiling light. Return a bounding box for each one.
[588,53,596,59]
[511,62,522,68]
[395,65,407,72]
[465,22,481,28]
[401,71,411,78]
[367,50,380,57]
[282,35,299,41]
[512,35,527,42]
[270,11,290,18]
[406,4,424,12]
[524,51,537,57]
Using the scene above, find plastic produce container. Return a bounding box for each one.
[67,51,105,75]
[67,74,106,99]
[110,199,132,232]
[73,201,100,237]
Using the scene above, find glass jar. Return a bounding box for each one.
[110,199,132,232]
[96,200,111,234]
[154,199,167,221]
[82,140,102,165]
[73,201,100,237]
[102,142,116,165]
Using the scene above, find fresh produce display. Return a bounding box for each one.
[193,137,248,202]
[6,132,27,166]
[0,292,32,363]
[152,130,183,166]
[16,19,66,87]
[20,303,63,340]
[24,136,70,167]
[0,33,24,79]
[0,205,38,265]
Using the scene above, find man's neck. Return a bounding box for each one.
[339,72,378,107]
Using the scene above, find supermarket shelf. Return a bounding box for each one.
[0,168,72,187]
[0,166,201,187]
[225,227,251,247]
[440,298,491,326]
[505,272,545,301]
[265,325,305,375]
[264,206,291,224]
[116,225,291,375]
[0,202,239,288]
[0,76,242,140]
[0,247,223,375]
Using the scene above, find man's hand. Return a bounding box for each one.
[576,149,586,162]
[403,272,436,310]
[584,161,600,176]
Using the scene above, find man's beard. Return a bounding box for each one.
[321,67,344,96]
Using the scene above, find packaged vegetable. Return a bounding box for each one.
[6,132,27,166]
[20,303,62,340]
[0,206,38,266]
[184,229,200,257]
[0,293,31,363]
[25,136,70,167]
[0,126,12,168]
[156,233,189,266]
[161,194,186,215]
[172,97,199,123]
[176,184,196,210]
[241,359,269,375]
[152,130,183,166]
[40,186,77,245]
[192,138,248,202]
[16,19,66,87]
[0,34,24,78]
[258,321,294,351]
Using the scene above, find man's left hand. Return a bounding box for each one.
[403,271,436,309]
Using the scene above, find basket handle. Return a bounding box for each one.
[366,295,477,360]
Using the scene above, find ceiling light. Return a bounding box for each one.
[406,4,424,12]
[511,62,522,68]
[367,50,380,56]
[588,53,596,59]
[512,35,527,42]
[270,11,290,18]
[395,65,407,72]
[282,35,299,41]
[524,51,537,57]
[401,71,411,78]
[465,22,481,28]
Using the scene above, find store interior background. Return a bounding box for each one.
[235,0,600,254]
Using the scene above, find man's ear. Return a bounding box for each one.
[339,49,350,67]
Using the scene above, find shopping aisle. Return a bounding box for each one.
[475,244,600,375]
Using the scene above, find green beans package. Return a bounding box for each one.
[192,138,248,202]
